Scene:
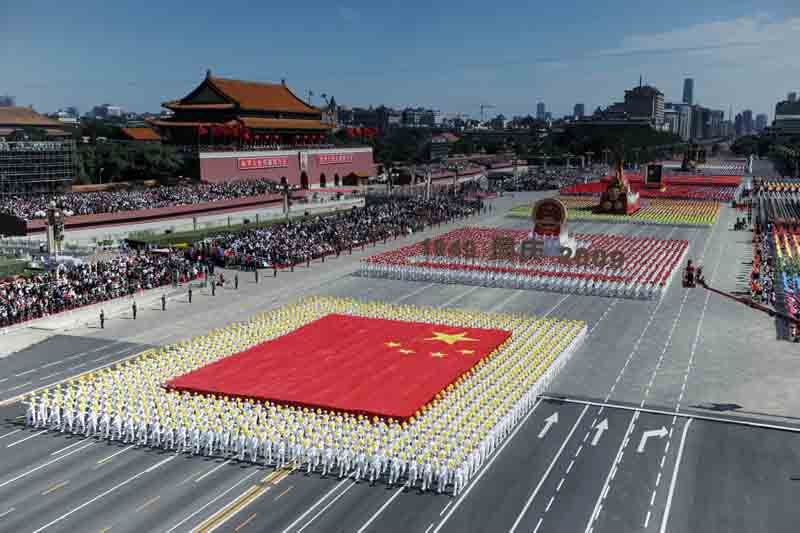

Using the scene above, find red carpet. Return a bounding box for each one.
[165,314,511,420]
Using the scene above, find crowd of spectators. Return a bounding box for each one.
[202,195,480,270]
[0,178,282,221]
[0,193,482,328]
[0,253,201,327]
[750,226,776,306]
[496,166,608,192]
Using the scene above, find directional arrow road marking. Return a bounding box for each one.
[590,418,608,446]
[538,412,558,439]
[637,426,668,453]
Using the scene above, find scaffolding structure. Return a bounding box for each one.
[0,140,76,196]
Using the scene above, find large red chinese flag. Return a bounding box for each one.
[165,314,511,420]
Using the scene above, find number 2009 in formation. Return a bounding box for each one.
[422,238,624,269]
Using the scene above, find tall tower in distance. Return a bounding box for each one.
[682,78,694,105]
[536,102,546,120]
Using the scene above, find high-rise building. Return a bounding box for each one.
[755,113,769,132]
[742,110,754,135]
[709,110,724,138]
[0,95,15,107]
[734,113,744,137]
[664,102,692,140]
[682,78,694,105]
[624,84,665,126]
[573,103,585,119]
[773,97,800,137]
[536,102,546,120]
[788,92,798,103]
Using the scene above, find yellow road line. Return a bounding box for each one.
[260,471,280,484]
[271,471,291,485]
[195,468,288,533]
[274,485,293,500]
[99,527,112,533]
[195,485,266,533]
[135,495,161,513]
[42,480,70,496]
[233,512,257,532]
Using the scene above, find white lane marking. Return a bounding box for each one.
[295,481,357,533]
[280,476,354,533]
[96,444,135,465]
[50,439,88,456]
[0,507,14,519]
[507,405,590,533]
[433,399,544,533]
[556,478,565,492]
[14,368,38,377]
[584,411,640,532]
[543,294,570,318]
[439,501,452,516]
[195,459,231,482]
[538,413,559,439]
[545,495,555,512]
[644,510,652,528]
[356,483,407,533]
[40,361,64,369]
[0,378,7,384]
[164,469,261,533]
[392,283,436,304]
[0,429,21,440]
[424,524,434,533]
[39,371,63,381]
[6,429,47,448]
[533,517,544,533]
[537,395,800,433]
[660,419,693,533]
[0,441,94,489]
[30,454,175,533]
[3,381,33,393]
[440,286,481,308]
[637,427,668,453]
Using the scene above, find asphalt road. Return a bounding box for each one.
[1,185,798,533]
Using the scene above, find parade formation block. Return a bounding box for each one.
[511,197,720,227]
[358,227,689,300]
[25,297,586,493]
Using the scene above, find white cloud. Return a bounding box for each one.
[595,14,800,64]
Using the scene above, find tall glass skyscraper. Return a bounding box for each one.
[682,78,694,105]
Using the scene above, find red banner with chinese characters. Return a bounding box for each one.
[318,153,355,165]
[165,314,511,420]
[238,156,290,170]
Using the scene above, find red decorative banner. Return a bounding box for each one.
[318,153,354,165]
[238,156,290,170]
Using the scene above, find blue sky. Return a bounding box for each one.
[2,0,798,119]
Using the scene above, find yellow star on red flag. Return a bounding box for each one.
[385,341,402,348]
[425,331,479,346]
[399,349,415,355]
[458,349,476,355]
[430,351,446,358]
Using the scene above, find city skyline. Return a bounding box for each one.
[3,1,797,120]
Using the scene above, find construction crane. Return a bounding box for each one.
[479,104,495,123]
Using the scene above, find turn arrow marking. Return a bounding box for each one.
[591,418,608,446]
[538,412,559,439]
[637,426,668,453]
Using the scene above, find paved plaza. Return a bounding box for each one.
[0,190,798,533]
